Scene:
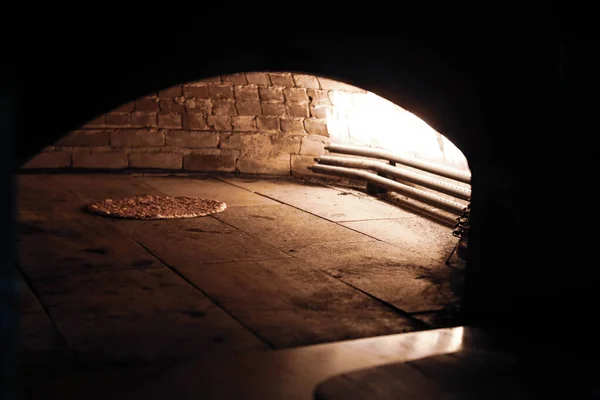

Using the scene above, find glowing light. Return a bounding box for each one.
[448,326,464,352]
[280,327,466,383]
[325,91,469,172]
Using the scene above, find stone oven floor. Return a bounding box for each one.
[15,172,464,372]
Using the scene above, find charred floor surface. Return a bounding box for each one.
[15,172,464,371]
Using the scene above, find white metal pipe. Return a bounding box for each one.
[309,164,467,214]
[325,143,471,184]
[315,155,471,201]
[384,192,459,227]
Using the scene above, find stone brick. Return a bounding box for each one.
[327,90,354,107]
[105,113,131,127]
[293,74,320,89]
[114,101,135,112]
[231,116,256,131]
[110,130,164,147]
[237,157,290,175]
[135,97,159,112]
[56,130,109,147]
[261,102,286,117]
[280,118,306,134]
[287,103,309,118]
[158,113,183,129]
[213,100,237,116]
[221,73,247,84]
[269,73,294,87]
[82,115,105,128]
[304,118,328,136]
[259,87,284,101]
[208,84,234,100]
[159,98,185,113]
[307,89,331,105]
[245,72,270,87]
[183,113,208,130]
[131,112,158,128]
[128,152,182,170]
[283,88,309,103]
[310,104,333,119]
[317,77,366,92]
[291,155,325,176]
[199,75,222,83]
[327,123,347,137]
[159,85,183,97]
[73,151,128,169]
[183,149,239,172]
[236,100,262,116]
[234,85,259,100]
[218,132,241,149]
[185,99,212,114]
[183,85,209,99]
[207,115,232,130]
[221,133,270,158]
[22,151,71,169]
[257,117,279,132]
[165,131,219,148]
[271,136,302,156]
[300,135,327,156]
[350,92,371,108]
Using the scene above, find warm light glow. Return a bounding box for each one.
[448,326,464,352]
[409,326,464,355]
[326,91,470,172]
[281,327,466,390]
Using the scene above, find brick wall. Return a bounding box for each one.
[22,71,469,175]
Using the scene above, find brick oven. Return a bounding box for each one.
[8,24,591,399]
[14,69,475,374]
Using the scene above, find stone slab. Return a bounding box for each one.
[143,176,278,207]
[110,216,291,267]
[29,268,268,364]
[219,177,416,222]
[289,240,459,313]
[176,258,420,348]
[213,204,370,250]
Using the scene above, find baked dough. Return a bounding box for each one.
[87,194,227,220]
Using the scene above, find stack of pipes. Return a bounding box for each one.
[310,144,471,248]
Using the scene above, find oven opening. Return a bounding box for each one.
[17,72,471,369]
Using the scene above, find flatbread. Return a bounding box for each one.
[86,194,227,220]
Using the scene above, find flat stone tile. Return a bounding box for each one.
[18,217,163,280]
[340,218,457,264]
[219,177,416,221]
[17,277,45,314]
[17,174,86,221]
[52,173,161,203]
[110,216,291,267]
[411,312,440,327]
[15,275,70,364]
[18,311,68,360]
[177,258,420,348]
[290,240,458,313]
[214,204,371,250]
[30,268,268,363]
[216,176,298,192]
[380,192,460,227]
[143,176,279,207]
[410,311,457,329]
